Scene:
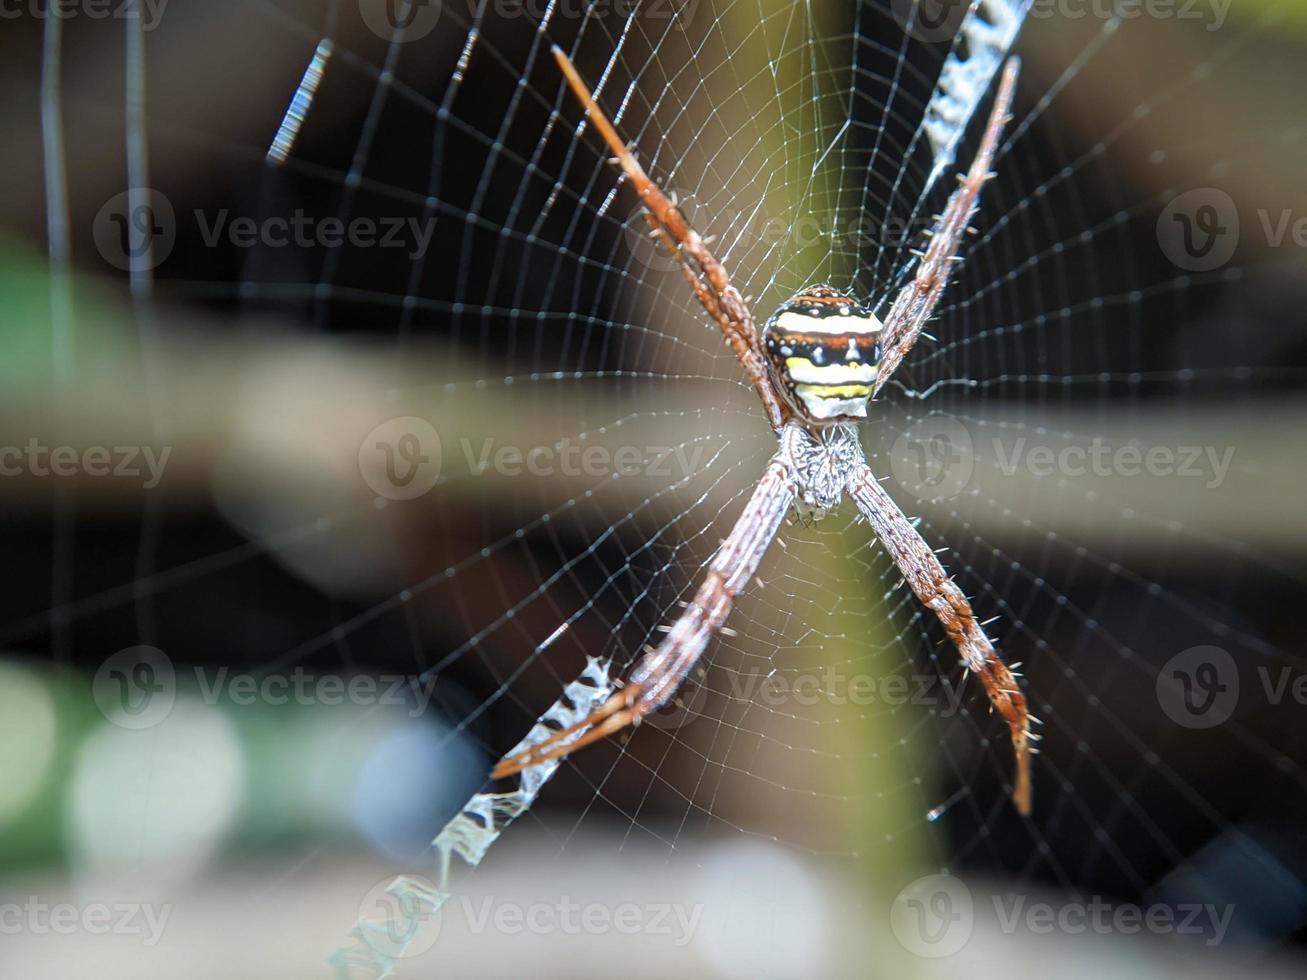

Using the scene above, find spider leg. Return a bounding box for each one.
[552,46,790,433]
[489,684,648,779]
[873,57,1020,398]
[846,463,1031,815]
[492,456,796,779]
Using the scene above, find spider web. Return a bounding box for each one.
[7,0,1307,975]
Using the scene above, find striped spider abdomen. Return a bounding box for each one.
[762,285,883,422]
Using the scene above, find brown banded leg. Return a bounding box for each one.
[846,462,1032,814]
[492,456,796,779]
[874,57,1021,397]
[552,46,791,432]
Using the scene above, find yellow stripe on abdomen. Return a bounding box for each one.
[784,357,878,385]
[794,383,872,399]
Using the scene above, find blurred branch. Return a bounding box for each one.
[1,244,1301,558]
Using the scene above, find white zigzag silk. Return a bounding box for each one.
[330,658,615,978]
[921,0,1033,199]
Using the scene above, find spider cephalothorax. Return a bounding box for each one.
[762,285,883,422]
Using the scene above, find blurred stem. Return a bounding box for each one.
[717,0,932,891]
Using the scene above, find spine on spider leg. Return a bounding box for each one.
[329,658,615,978]
[920,0,1033,200]
[872,24,1023,398]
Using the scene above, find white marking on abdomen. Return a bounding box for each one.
[786,360,878,384]
[773,311,883,336]
[797,393,869,420]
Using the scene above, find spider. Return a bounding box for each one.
[493,46,1032,814]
